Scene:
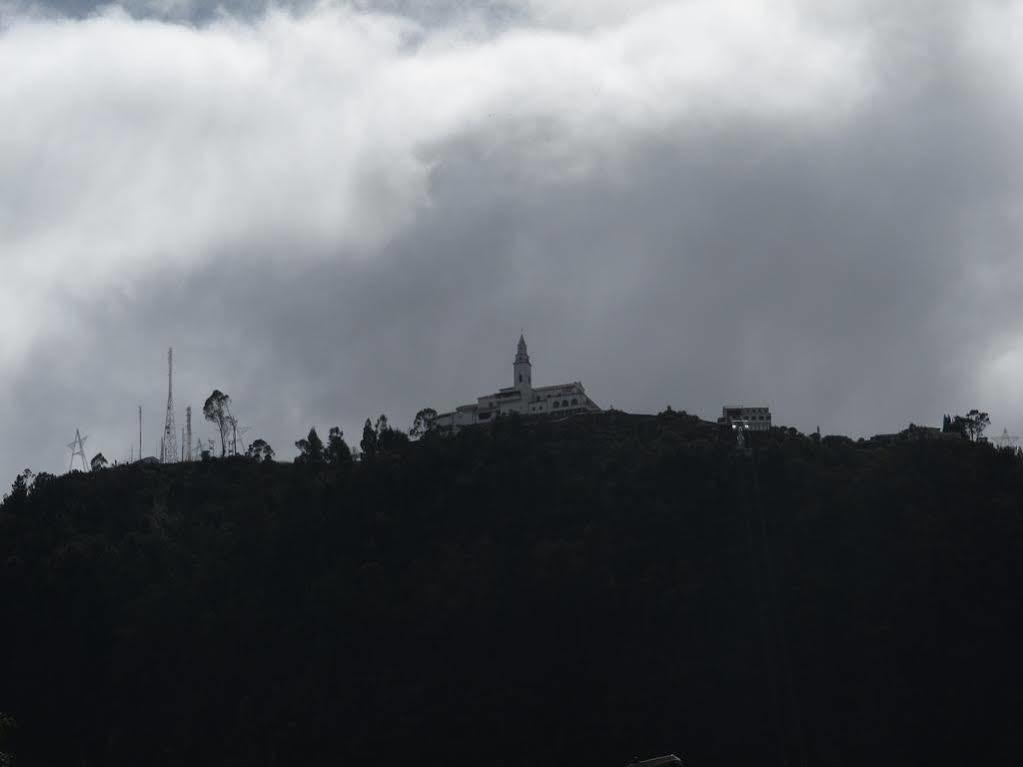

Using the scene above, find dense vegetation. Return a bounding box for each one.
[1,412,1022,766]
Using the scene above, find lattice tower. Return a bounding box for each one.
[161,347,177,464]
[185,406,193,461]
[67,429,89,472]
[993,428,1020,450]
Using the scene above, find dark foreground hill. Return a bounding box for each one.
[2,412,1023,766]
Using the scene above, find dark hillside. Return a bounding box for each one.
[2,412,1022,766]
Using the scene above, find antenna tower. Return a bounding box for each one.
[67,429,89,471]
[161,347,177,464]
[185,406,193,461]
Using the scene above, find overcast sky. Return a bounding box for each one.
[2,0,1023,479]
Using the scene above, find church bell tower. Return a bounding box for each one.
[514,334,532,394]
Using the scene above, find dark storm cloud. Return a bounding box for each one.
[3,0,1023,481]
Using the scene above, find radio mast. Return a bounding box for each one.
[161,348,177,463]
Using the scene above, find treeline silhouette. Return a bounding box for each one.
[2,411,1022,766]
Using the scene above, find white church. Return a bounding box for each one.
[434,335,602,432]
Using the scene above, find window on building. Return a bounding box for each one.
[572,398,578,406]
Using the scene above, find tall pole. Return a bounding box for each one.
[161,348,177,464]
[138,405,142,461]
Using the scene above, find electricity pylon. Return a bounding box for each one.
[67,429,88,472]
[993,428,1020,450]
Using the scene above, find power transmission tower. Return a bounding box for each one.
[161,348,177,464]
[993,428,1020,450]
[185,406,193,461]
[138,405,143,461]
[67,429,89,472]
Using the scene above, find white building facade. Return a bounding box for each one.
[434,335,601,432]
[717,405,772,432]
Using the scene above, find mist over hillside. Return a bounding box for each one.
[2,412,1022,766]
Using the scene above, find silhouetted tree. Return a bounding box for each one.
[378,424,410,453]
[944,414,968,438]
[360,419,377,460]
[245,439,275,463]
[32,472,54,491]
[327,427,352,466]
[362,414,409,455]
[90,453,108,471]
[410,408,437,440]
[295,428,325,464]
[945,410,990,441]
[5,469,32,503]
[203,390,232,457]
[964,409,991,442]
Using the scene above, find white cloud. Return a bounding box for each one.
[0,0,870,370]
[7,1,1023,480]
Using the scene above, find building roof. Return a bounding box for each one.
[533,382,583,393]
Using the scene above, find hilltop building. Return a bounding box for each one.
[717,405,772,432]
[434,335,601,432]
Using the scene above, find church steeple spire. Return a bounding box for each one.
[514,333,532,391]
[515,333,530,364]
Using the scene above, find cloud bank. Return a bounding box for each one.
[1,0,1022,479]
